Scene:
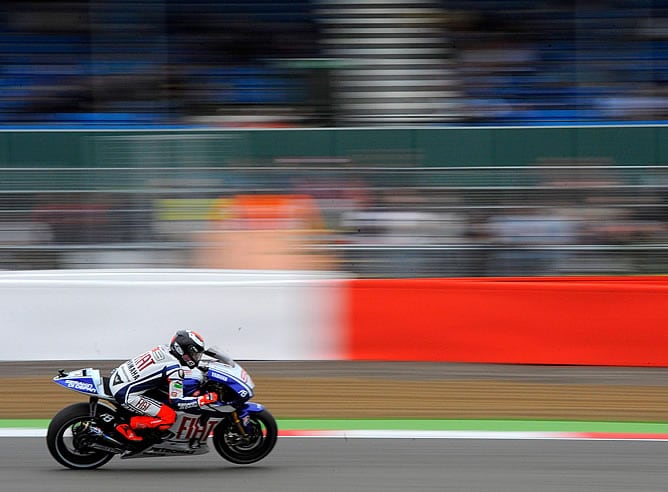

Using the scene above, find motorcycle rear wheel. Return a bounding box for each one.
[46,403,115,470]
[212,409,278,465]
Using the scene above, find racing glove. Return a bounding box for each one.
[198,392,219,407]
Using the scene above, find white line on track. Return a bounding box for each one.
[6,428,668,441]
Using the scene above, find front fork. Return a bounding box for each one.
[232,411,248,436]
[231,402,265,436]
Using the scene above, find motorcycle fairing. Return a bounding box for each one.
[207,362,254,399]
[120,441,211,459]
[53,368,111,398]
[242,402,265,414]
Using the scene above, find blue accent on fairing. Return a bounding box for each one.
[208,369,253,399]
[242,402,265,413]
[227,380,254,399]
[53,376,99,395]
[237,402,265,432]
[207,369,231,384]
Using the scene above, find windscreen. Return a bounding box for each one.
[204,346,235,366]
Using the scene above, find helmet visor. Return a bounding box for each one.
[186,346,203,365]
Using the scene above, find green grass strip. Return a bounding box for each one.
[5,418,668,433]
[1,419,51,428]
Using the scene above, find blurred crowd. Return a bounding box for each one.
[0,0,667,126]
[1,161,666,277]
[0,1,667,277]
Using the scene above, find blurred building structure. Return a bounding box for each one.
[0,0,666,126]
[0,2,666,277]
[316,0,462,124]
[0,132,666,277]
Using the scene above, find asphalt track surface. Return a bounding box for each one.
[4,437,668,492]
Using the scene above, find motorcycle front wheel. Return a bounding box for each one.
[46,403,115,470]
[212,409,278,465]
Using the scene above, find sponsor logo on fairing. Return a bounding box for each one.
[174,416,221,440]
[65,380,97,392]
[210,371,229,382]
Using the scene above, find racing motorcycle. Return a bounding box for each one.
[46,347,277,470]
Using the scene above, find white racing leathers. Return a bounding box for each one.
[109,345,204,417]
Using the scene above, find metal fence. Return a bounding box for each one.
[0,161,666,277]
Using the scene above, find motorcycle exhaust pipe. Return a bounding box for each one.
[87,426,126,452]
[88,442,125,455]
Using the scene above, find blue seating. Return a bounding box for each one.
[0,0,665,126]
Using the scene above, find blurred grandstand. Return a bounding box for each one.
[0,0,666,127]
[0,1,667,278]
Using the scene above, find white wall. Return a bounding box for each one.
[0,269,345,361]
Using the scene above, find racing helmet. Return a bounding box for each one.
[170,330,206,368]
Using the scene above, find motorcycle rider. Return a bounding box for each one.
[109,329,219,442]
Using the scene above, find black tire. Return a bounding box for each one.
[46,403,115,470]
[212,409,278,465]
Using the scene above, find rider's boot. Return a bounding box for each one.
[115,423,143,441]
